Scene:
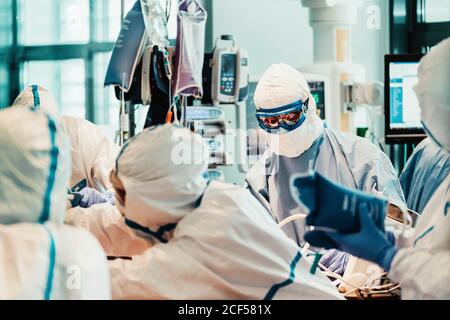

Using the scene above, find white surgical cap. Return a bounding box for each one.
[414,37,450,151]
[12,85,59,115]
[254,63,316,112]
[115,124,209,230]
[0,107,70,224]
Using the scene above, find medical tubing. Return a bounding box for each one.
[277,211,399,294]
[119,72,127,146]
[277,213,312,255]
[277,213,307,228]
[395,205,414,248]
[301,243,310,257]
[278,215,368,290]
[401,206,413,231]
[318,261,399,295]
[169,81,174,121]
[165,0,171,21]
[344,283,400,298]
[320,265,369,289]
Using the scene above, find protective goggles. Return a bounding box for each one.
[255,98,309,132]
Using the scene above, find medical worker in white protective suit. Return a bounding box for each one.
[66,124,343,300]
[13,85,119,208]
[304,37,450,299]
[246,63,406,274]
[0,106,111,299]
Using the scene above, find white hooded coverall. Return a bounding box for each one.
[388,38,450,299]
[67,125,344,300]
[0,106,111,299]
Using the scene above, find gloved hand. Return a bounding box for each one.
[77,187,115,208]
[291,171,387,235]
[305,204,398,272]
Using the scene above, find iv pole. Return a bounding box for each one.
[118,0,130,145]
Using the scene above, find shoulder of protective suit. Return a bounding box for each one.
[200,181,243,202]
[192,181,262,217]
[62,116,102,136]
[245,153,268,178]
[180,180,272,238]
[326,128,386,159]
[61,115,84,127]
[174,181,245,235]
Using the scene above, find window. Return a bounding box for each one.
[0,0,12,108]
[19,0,89,45]
[94,0,136,42]
[0,60,9,108]
[13,0,118,119]
[0,0,13,48]
[94,51,117,125]
[419,0,450,23]
[390,0,450,54]
[23,59,86,117]
[3,0,178,134]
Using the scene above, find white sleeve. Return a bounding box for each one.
[65,204,155,257]
[358,150,406,206]
[339,134,406,205]
[84,123,119,192]
[108,239,230,300]
[389,248,450,299]
[108,243,198,299]
[72,118,119,192]
[90,134,119,192]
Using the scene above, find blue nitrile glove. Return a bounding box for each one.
[77,187,115,208]
[305,204,398,272]
[290,172,387,238]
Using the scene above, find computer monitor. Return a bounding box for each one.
[385,54,427,144]
[308,81,326,120]
[302,73,332,126]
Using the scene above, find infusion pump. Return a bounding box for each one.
[185,105,248,185]
[211,35,249,105]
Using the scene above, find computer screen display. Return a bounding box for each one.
[308,81,326,120]
[389,62,421,130]
[385,54,426,144]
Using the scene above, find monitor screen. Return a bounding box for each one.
[389,62,421,130]
[308,81,326,120]
[186,107,223,121]
[385,54,426,144]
